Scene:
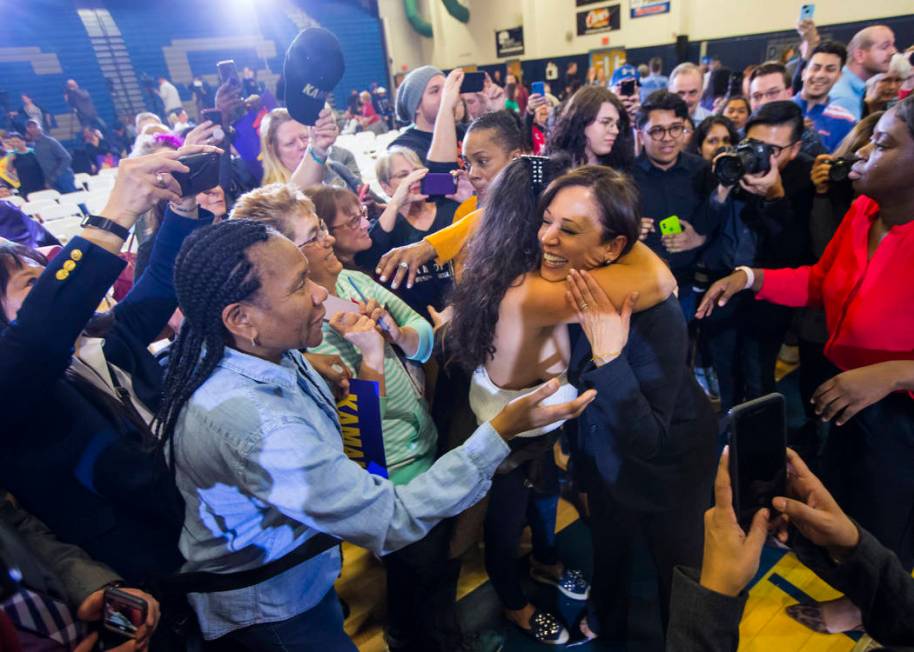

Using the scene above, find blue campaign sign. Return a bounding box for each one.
[337,378,388,478]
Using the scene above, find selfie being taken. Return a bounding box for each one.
[1,1,913,651]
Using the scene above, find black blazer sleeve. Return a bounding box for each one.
[666,566,746,651]
[793,526,914,646]
[0,238,124,417]
[577,301,689,461]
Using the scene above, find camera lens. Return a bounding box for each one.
[715,152,744,186]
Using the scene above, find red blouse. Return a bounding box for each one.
[757,195,914,372]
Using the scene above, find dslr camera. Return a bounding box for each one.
[827,156,858,183]
[714,141,773,186]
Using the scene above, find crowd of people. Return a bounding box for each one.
[1,13,914,652]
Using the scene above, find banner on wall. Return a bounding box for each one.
[576,4,621,36]
[629,0,671,18]
[495,26,525,57]
[575,0,605,5]
[337,378,388,478]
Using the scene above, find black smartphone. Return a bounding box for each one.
[728,71,744,96]
[200,108,222,125]
[420,173,457,196]
[103,587,148,640]
[460,71,486,94]
[217,59,239,85]
[619,79,636,97]
[172,152,221,196]
[728,393,787,531]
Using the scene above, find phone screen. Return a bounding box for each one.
[729,394,787,530]
[460,72,486,94]
[420,173,457,197]
[217,59,239,85]
[620,79,637,97]
[103,588,147,639]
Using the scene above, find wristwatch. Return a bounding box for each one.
[81,214,130,241]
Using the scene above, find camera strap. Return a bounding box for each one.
[157,533,339,595]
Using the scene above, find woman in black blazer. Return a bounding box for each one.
[561,216,717,643]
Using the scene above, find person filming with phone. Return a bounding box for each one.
[697,95,914,634]
[668,446,914,650]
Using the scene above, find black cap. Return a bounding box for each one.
[283,27,345,126]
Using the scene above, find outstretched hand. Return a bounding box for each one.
[376,240,436,290]
[490,378,596,440]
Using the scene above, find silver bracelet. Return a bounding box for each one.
[734,266,755,291]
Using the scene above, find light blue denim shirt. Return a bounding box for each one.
[830,66,866,121]
[172,346,510,639]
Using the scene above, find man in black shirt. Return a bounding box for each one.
[703,101,815,406]
[2,132,45,197]
[390,66,465,165]
[633,91,720,320]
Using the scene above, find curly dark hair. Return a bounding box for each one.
[445,156,570,372]
[545,85,634,170]
[154,219,273,452]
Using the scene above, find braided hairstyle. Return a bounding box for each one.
[154,219,273,449]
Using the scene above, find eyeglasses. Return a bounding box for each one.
[750,87,786,103]
[745,138,797,158]
[330,205,368,232]
[295,219,330,249]
[643,124,690,141]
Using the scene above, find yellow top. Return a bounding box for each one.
[424,196,482,266]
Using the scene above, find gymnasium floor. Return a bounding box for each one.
[336,365,874,652]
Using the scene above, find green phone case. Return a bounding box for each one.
[659,215,682,235]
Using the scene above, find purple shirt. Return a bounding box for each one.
[0,201,59,248]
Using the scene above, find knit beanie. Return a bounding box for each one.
[395,65,443,126]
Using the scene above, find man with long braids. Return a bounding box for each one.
[154,218,597,649]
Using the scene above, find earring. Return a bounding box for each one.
[250,335,259,348]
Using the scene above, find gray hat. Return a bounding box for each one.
[395,65,443,125]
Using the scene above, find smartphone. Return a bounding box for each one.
[531,81,545,96]
[172,152,221,196]
[728,393,787,531]
[728,71,744,96]
[200,108,222,125]
[619,79,637,97]
[217,59,239,85]
[658,215,682,235]
[103,587,148,640]
[460,71,486,94]
[800,3,815,21]
[420,173,457,197]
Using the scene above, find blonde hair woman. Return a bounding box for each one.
[259,107,358,190]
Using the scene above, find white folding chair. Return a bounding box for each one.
[26,189,61,203]
[74,173,92,190]
[32,203,83,222]
[21,200,60,218]
[43,216,85,244]
[87,177,116,193]
[97,167,119,178]
[59,191,92,207]
[85,193,110,215]
[1,196,25,208]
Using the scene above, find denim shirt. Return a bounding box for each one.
[172,347,509,639]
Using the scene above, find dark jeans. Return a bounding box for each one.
[702,296,793,411]
[52,169,78,194]
[383,519,462,651]
[586,481,709,642]
[213,586,356,651]
[822,390,914,571]
[484,439,560,611]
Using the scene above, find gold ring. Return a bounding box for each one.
[580,303,590,311]
[155,172,167,188]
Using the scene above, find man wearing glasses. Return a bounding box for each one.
[749,62,827,157]
[632,91,722,320]
[708,100,816,405]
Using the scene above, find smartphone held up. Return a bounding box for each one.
[727,393,787,531]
